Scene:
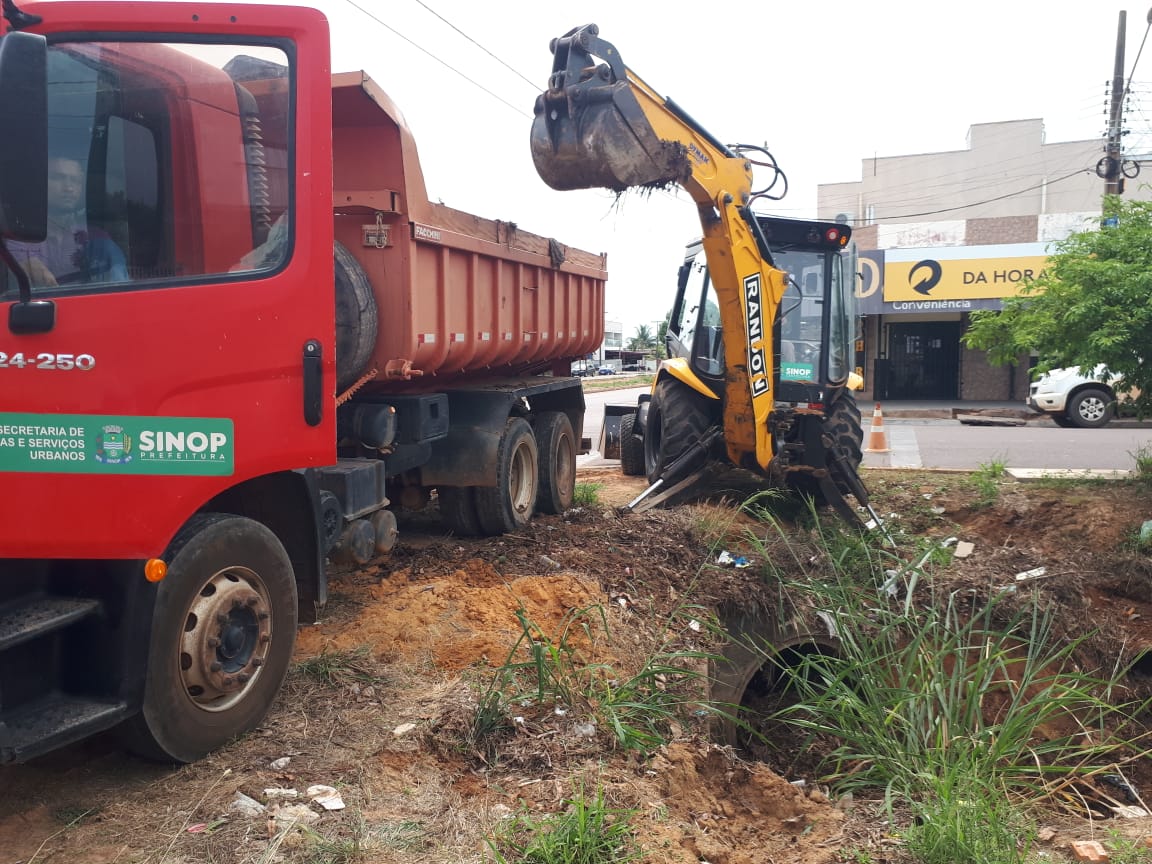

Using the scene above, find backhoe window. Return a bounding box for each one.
[1,39,292,296]
[672,249,724,378]
[775,251,824,382]
[827,245,855,383]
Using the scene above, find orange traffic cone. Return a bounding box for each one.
[864,402,890,453]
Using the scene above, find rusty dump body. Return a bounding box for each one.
[331,71,607,387]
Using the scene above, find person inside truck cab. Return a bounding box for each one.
[8,156,129,288]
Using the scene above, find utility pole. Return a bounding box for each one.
[1104,10,1127,195]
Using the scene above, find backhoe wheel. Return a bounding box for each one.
[1067,388,1113,428]
[535,411,576,515]
[438,486,483,536]
[826,390,864,495]
[619,412,645,476]
[476,418,539,534]
[128,514,297,763]
[643,378,717,485]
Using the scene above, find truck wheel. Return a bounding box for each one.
[127,514,297,763]
[438,486,482,536]
[1051,415,1075,428]
[334,241,378,391]
[644,378,715,485]
[476,418,538,534]
[535,411,576,515]
[619,412,645,476]
[1067,388,1113,428]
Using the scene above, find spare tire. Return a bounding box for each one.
[334,242,378,391]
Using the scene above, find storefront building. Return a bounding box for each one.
[819,119,1151,402]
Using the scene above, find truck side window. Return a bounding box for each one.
[1,40,292,296]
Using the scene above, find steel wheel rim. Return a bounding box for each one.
[509,438,536,516]
[1080,397,1106,422]
[179,565,273,712]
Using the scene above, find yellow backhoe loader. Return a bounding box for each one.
[531,24,874,523]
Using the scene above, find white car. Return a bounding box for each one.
[1027,365,1123,428]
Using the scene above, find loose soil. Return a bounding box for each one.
[3,466,1152,864]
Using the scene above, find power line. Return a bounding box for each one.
[409,0,539,93]
[851,168,1090,223]
[338,0,530,118]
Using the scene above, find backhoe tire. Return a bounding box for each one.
[475,418,538,535]
[334,241,378,392]
[644,378,717,486]
[439,486,483,536]
[826,390,864,495]
[535,411,576,515]
[619,412,645,476]
[787,390,864,504]
[126,514,297,764]
[1067,388,1113,428]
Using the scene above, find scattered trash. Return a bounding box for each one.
[513,716,526,726]
[269,756,291,770]
[953,541,975,559]
[1112,805,1150,818]
[814,610,838,638]
[273,803,320,826]
[539,555,561,570]
[789,779,807,789]
[1101,773,1142,803]
[307,784,346,811]
[688,619,702,632]
[572,721,597,737]
[716,551,751,568]
[1014,566,1048,582]
[1036,826,1057,843]
[612,594,634,610]
[941,537,958,548]
[263,788,299,799]
[1140,520,1152,550]
[229,791,266,818]
[554,706,568,717]
[881,569,900,598]
[930,506,946,515]
[187,823,208,833]
[392,722,417,737]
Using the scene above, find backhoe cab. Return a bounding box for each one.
[532,24,871,521]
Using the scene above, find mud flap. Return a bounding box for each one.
[599,403,634,459]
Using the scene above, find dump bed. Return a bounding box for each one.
[330,72,606,386]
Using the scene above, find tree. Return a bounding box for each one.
[963,196,1152,412]
[627,323,655,351]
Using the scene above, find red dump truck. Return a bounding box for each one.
[0,1,605,763]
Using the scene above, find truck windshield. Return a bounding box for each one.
[1,39,292,297]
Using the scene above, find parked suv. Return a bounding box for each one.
[1027,366,1123,428]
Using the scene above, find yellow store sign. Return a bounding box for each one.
[884,255,1048,301]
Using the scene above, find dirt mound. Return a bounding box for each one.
[4,468,1152,864]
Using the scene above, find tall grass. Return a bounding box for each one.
[740,507,1150,864]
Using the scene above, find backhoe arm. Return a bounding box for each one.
[531,24,786,471]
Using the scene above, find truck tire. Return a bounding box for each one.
[438,486,483,536]
[535,411,576,515]
[619,412,645,476]
[334,241,378,391]
[1067,388,1113,428]
[475,418,538,534]
[127,514,297,763]
[644,378,716,485]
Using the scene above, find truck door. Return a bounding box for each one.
[0,5,334,558]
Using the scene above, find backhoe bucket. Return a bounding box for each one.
[531,25,690,192]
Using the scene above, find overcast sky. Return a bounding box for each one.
[197,0,1147,336]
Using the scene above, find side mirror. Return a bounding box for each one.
[0,30,47,242]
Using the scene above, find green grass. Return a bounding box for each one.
[487,781,640,864]
[1103,830,1152,864]
[1130,443,1152,478]
[467,600,720,758]
[968,458,1008,506]
[738,504,1150,864]
[572,482,602,507]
